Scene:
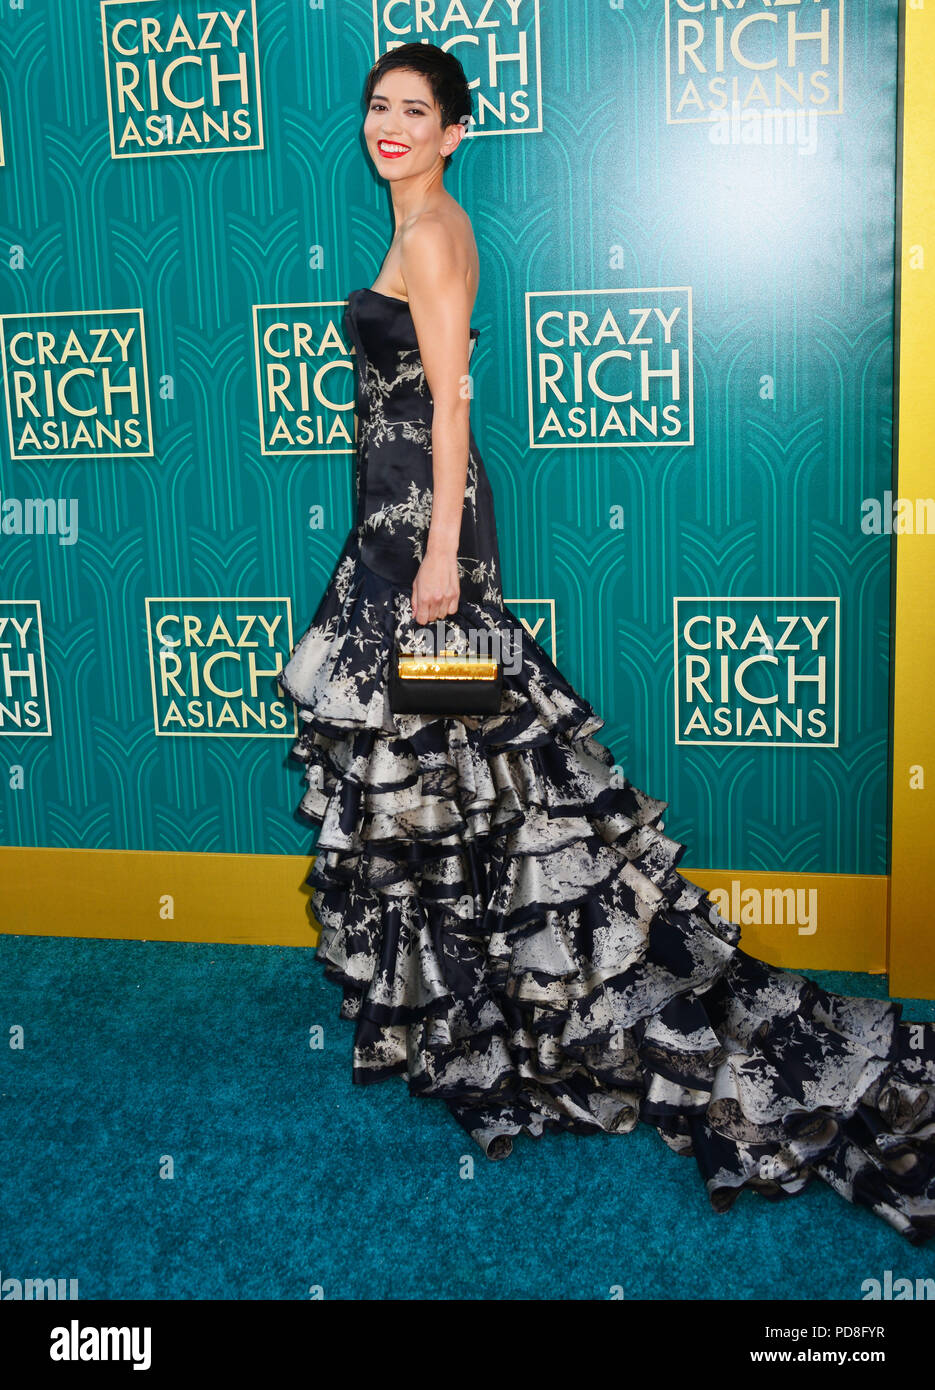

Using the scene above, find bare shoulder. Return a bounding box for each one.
[399,201,479,302]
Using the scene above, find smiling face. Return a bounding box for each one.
[364,67,461,179]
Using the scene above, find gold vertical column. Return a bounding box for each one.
[889,1,935,998]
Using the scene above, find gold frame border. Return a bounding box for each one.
[888,0,935,996]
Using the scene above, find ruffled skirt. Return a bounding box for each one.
[278,529,935,1246]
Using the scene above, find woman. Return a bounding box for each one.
[278,43,935,1244]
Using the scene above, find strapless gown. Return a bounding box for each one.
[277,286,935,1245]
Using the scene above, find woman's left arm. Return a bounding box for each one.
[401,221,474,625]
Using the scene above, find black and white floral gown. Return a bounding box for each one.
[277,287,935,1245]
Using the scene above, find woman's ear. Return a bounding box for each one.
[443,118,469,158]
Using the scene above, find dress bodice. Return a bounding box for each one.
[341,287,500,606]
[344,287,480,426]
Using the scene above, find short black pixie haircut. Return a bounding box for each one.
[363,42,474,172]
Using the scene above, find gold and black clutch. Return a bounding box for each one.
[388,642,502,715]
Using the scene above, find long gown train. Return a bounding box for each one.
[277,287,935,1246]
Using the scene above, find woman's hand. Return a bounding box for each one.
[412,546,460,626]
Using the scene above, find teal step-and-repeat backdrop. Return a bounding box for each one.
[0,0,899,876]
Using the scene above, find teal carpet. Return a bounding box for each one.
[1,932,933,1301]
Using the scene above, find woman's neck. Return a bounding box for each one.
[388,169,448,231]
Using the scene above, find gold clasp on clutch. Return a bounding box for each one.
[397,648,498,681]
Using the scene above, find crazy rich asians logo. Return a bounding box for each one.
[525,289,693,449]
[0,309,153,462]
[101,0,264,158]
[253,301,356,457]
[374,0,543,137]
[666,0,845,123]
[673,597,840,747]
[145,598,295,736]
[0,601,52,738]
